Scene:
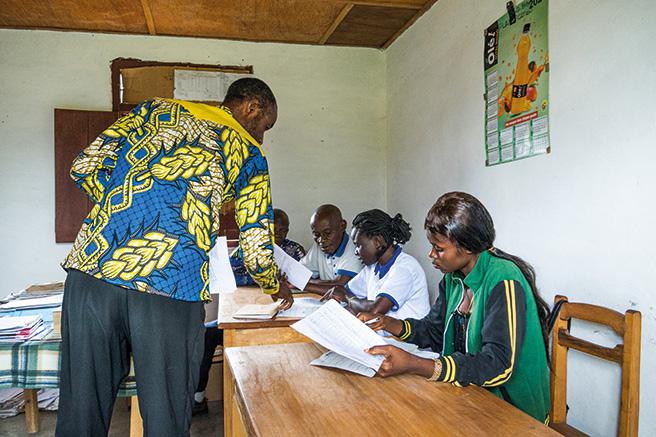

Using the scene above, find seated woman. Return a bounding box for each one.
[322,209,430,320]
[359,192,551,423]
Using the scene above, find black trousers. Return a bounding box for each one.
[55,270,205,437]
[196,326,223,393]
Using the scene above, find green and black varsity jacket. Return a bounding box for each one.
[399,250,550,422]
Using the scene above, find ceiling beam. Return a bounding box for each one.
[318,3,354,45]
[140,0,157,35]
[351,1,422,9]
[382,0,438,49]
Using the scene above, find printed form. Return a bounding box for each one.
[291,300,387,371]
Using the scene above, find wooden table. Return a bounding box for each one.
[218,287,314,436]
[225,343,560,437]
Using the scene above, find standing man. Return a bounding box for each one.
[57,78,292,436]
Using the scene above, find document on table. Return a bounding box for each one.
[209,236,237,294]
[233,302,281,319]
[311,351,376,377]
[310,337,441,377]
[277,297,323,319]
[0,294,63,311]
[274,244,312,290]
[291,299,386,371]
[0,315,41,331]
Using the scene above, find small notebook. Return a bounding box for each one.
[233,302,282,319]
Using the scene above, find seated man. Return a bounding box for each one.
[193,207,304,415]
[229,208,306,286]
[272,208,306,260]
[299,204,363,295]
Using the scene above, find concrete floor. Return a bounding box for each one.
[0,400,223,436]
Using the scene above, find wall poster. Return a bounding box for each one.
[484,0,550,166]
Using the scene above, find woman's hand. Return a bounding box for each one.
[357,312,404,337]
[366,345,432,378]
[367,345,433,378]
[320,286,348,303]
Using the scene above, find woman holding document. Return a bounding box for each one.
[358,192,551,423]
[321,209,430,320]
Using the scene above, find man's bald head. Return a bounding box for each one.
[310,204,347,255]
[312,204,343,225]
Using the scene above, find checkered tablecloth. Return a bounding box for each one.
[0,337,137,397]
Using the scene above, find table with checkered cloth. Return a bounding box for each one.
[0,337,137,396]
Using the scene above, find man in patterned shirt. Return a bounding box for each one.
[56,78,292,436]
[230,208,306,285]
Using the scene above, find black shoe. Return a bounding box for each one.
[192,398,208,416]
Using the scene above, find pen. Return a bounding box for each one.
[365,317,380,326]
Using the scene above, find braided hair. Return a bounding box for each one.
[352,209,412,247]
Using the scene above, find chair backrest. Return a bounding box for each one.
[550,295,641,437]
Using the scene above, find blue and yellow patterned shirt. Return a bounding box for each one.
[62,98,279,301]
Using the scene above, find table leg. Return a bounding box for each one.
[130,395,144,437]
[23,389,39,433]
[224,330,235,437]
[232,388,248,437]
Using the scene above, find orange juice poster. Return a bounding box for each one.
[484,0,549,166]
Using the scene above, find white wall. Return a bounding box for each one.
[385,0,656,435]
[0,29,386,294]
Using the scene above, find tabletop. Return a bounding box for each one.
[226,342,559,437]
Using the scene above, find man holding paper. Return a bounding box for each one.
[57,78,292,436]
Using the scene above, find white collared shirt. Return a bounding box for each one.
[346,248,430,320]
[300,233,363,281]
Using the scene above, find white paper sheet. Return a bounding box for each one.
[209,236,237,294]
[174,70,253,102]
[0,294,63,311]
[310,351,376,377]
[277,297,323,319]
[274,244,312,291]
[0,315,41,331]
[291,300,386,371]
[310,337,440,377]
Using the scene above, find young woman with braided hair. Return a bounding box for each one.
[322,209,430,320]
[358,192,551,422]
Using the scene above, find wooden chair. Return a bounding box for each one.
[549,295,641,437]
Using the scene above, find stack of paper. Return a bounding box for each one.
[291,300,387,373]
[0,315,50,343]
[0,389,24,419]
[0,388,59,418]
[233,302,281,320]
[0,294,63,312]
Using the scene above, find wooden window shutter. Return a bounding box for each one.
[55,108,239,245]
[54,109,119,243]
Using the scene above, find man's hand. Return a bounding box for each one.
[271,278,293,310]
[367,345,432,378]
[320,286,348,303]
